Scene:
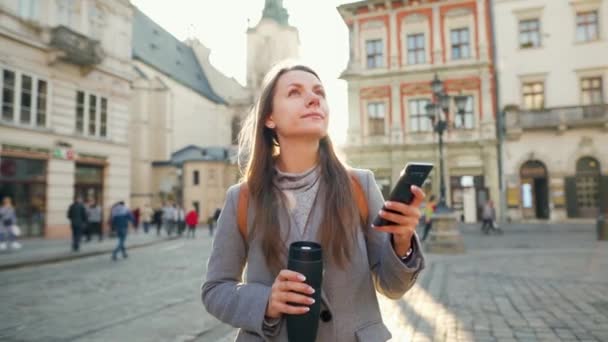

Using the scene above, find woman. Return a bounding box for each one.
[0,196,21,250]
[185,207,198,239]
[201,63,425,341]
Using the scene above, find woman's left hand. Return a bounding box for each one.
[372,185,426,257]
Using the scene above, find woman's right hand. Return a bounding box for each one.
[265,269,316,319]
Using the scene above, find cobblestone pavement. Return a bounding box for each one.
[380,223,608,342]
[0,223,606,341]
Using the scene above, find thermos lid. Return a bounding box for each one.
[288,241,322,262]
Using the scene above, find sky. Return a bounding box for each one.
[130,0,354,144]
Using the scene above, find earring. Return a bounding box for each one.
[267,123,275,129]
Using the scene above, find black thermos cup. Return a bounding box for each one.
[286,241,323,342]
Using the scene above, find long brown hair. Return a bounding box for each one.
[238,63,360,273]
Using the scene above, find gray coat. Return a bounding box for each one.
[201,169,425,342]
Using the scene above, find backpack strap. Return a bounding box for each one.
[236,171,368,242]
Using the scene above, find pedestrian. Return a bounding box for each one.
[132,207,140,233]
[176,204,185,236]
[185,207,198,239]
[86,200,103,242]
[481,199,500,234]
[201,63,425,341]
[421,195,437,242]
[67,196,87,252]
[209,208,221,236]
[161,202,174,236]
[111,201,134,261]
[153,207,163,236]
[141,203,153,234]
[0,196,21,251]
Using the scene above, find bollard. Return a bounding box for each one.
[598,214,607,241]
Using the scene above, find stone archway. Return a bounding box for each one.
[520,160,550,219]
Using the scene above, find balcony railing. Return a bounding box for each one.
[50,26,104,66]
[506,104,608,130]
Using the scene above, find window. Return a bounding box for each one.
[19,0,37,20]
[581,77,604,105]
[20,75,32,124]
[88,94,96,135]
[2,70,16,121]
[523,82,544,110]
[75,91,108,137]
[366,39,384,69]
[367,102,386,135]
[450,28,470,60]
[193,170,200,186]
[407,33,426,65]
[519,19,541,48]
[56,0,72,27]
[409,99,431,132]
[576,11,599,42]
[76,91,85,133]
[454,96,475,129]
[36,80,47,126]
[100,98,107,137]
[1,69,48,126]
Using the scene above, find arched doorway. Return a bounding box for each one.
[575,157,600,217]
[520,160,550,219]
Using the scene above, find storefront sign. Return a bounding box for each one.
[53,148,76,160]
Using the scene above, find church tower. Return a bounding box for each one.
[246,0,300,96]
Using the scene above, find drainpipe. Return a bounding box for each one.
[488,0,507,224]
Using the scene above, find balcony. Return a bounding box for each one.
[505,104,608,131]
[49,26,104,66]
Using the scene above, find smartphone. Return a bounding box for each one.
[372,162,434,226]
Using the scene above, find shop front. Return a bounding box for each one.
[0,156,47,237]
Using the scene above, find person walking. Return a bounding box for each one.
[111,201,134,261]
[86,200,103,242]
[0,196,21,251]
[67,197,87,252]
[481,199,500,234]
[209,208,221,236]
[202,63,425,341]
[141,204,153,234]
[162,203,175,236]
[185,208,198,239]
[176,204,185,236]
[153,207,163,236]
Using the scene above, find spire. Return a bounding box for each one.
[262,0,289,26]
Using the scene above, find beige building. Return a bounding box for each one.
[338,0,499,222]
[495,0,608,221]
[150,146,238,223]
[0,0,133,238]
[129,8,238,210]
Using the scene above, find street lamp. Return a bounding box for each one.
[426,74,468,213]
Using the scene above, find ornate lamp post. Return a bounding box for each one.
[425,74,468,213]
[423,74,467,254]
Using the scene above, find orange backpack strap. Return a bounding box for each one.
[237,182,249,242]
[236,171,369,242]
[349,172,368,224]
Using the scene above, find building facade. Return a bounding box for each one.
[247,0,299,96]
[495,0,608,221]
[0,0,133,238]
[129,8,235,210]
[150,146,238,224]
[338,0,498,222]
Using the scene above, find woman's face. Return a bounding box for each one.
[265,70,329,141]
